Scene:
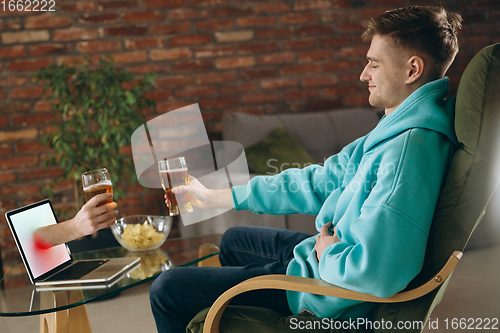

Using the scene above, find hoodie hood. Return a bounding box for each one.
[364,77,458,153]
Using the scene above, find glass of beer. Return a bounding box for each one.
[82,168,113,206]
[158,157,193,216]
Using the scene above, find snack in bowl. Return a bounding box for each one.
[112,215,172,252]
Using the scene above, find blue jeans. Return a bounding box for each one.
[149,226,312,333]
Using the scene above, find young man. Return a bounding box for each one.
[150,5,462,332]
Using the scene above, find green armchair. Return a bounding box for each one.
[188,43,500,333]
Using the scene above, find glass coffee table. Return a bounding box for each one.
[0,235,221,333]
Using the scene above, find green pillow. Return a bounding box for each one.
[245,127,316,175]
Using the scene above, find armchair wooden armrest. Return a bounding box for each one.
[203,250,463,333]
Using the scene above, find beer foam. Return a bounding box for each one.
[83,180,112,192]
[159,168,188,174]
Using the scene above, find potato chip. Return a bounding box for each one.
[121,220,166,251]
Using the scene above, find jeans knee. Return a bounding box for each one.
[220,226,246,251]
[150,268,179,308]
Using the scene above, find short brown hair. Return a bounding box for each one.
[362,6,462,80]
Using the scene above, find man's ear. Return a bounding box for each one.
[406,56,424,84]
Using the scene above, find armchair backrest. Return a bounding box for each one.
[373,43,500,332]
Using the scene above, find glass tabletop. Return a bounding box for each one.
[0,236,220,317]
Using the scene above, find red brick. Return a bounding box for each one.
[261,78,298,90]
[237,17,276,27]
[258,52,295,65]
[282,63,321,75]
[111,51,148,64]
[25,14,71,29]
[297,24,334,36]
[254,3,291,13]
[199,96,239,109]
[211,6,252,17]
[280,13,318,24]
[298,49,335,61]
[150,48,192,61]
[320,11,355,22]
[97,0,140,9]
[176,86,217,98]
[0,156,38,170]
[256,28,293,39]
[77,41,122,53]
[338,46,368,58]
[168,8,209,20]
[190,0,227,5]
[125,37,165,49]
[105,26,148,37]
[0,102,31,114]
[283,89,320,100]
[295,0,331,11]
[117,195,142,207]
[5,18,21,30]
[215,30,254,43]
[195,19,234,31]
[237,42,276,54]
[9,86,45,99]
[301,76,338,87]
[150,22,191,35]
[19,167,65,181]
[242,93,280,104]
[56,55,100,67]
[240,68,279,80]
[128,63,168,74]
[224,106,263,115]
[13,114,55,126]
[359,8,393,20]
[59,2,96,12]
[16,141,45,154]
[156,75,195,87]
[7,58,52,72]
[1,30,50,44]
[33,100,51,112]
[197,72,236,84]
[220,83,257,95]
[170,35,211,47]
[0,117,8,127]
[215,56,255,69]
[323,61,359,71]
[0,144,12,156]
[144,89,173,101]
[344,94,370,107]
[306,99,342,111]
[279,39,317,50]
[323,85,360,97]
[79,13,119,24]
[0,172,16,183]
[53,28,98,41]
[194,46,234,58]
[145,0,185,8]
[122,11,163,22]
[0,46,25,59]
[319,36,356,47]
[29,44,73,56]
[336,22,366,33]
[156,101,192,113]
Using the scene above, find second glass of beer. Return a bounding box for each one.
[158,157,193,216]
[82,168,113,205]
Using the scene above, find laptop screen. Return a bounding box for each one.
[7,200,71,280]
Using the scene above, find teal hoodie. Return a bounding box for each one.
[232,78,457,320]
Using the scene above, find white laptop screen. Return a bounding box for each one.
[9,201,71,279]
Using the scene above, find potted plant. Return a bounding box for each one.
[33,56,156,215]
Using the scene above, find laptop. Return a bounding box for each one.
[5,199,140,288]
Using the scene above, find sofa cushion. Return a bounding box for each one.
[222,108,380,163]
[245,127,316,175]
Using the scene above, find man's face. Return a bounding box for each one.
[360,34,411,115]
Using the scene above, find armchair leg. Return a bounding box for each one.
[39,290,92,333]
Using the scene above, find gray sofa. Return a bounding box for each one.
[179,107,381,237]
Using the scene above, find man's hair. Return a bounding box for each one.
[362,6,462,80]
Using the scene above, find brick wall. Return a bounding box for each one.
[1,0,499,285]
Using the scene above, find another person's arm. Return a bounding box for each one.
[166,177,233,210]
[34,193,118,248]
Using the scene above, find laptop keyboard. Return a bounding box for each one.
[45,260,109,282]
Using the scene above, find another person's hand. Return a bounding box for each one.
[315,222,340,262]
[71,193,119,236]
[165,176,234,210]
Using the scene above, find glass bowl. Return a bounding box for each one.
[111,215,172,252]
